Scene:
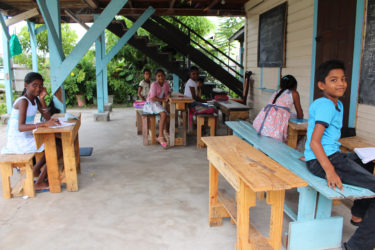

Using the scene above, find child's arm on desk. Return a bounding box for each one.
[310,123,343,190]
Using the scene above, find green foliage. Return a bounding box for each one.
[0,103,6,115]
[213,17,244,55]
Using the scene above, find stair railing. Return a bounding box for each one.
[168,16,243,79]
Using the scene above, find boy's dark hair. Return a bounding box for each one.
[197,77,204,83]
[23,72,44,95]
[189,66,199,73]
[143,68,151,74]
[316,60,345,83]
[272,75,297,104]
[155,68,165,75]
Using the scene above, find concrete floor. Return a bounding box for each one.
[0,108,357,250]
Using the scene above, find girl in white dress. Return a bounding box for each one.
[1,72,60,190]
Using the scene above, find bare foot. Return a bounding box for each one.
[34,181,49,191]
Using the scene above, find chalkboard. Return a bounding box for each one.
[257,3,287,67]
[359,0,375,106]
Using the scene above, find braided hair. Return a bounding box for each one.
[272,75,297,104]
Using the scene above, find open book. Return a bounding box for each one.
[354,147,375,164]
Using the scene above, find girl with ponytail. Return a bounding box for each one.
[252,75,303,142]
[2,72,61,191]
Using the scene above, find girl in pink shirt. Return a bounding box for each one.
[143,69,171,148]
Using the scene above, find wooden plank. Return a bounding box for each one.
[218,189,237,222]
[209,163,223,226]
[182,110,187,146]
[0,163,12,199]
[287,125,299,149]
[169,102,176,147]
[207,148,240,191]
[61,133,78,192]
[43,134,61,193]
[197,116,204,148]
[136,110,142,135]
[74,135,81,174]
[228,110,249,120]
[0,153,35,164]
[204,136,307,192]
[23,159,35,198]
[215,100,251,111]
[267,190,285,250]
[82,0,99,9]
[237,180,255,250]
[339,136,375,152]
[5,8,39,26]
[64,9,90,30]
[142,116,149,146]
[149,116,156,145]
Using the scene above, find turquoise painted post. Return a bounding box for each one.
[277,67,281,88]
[173,74,179,92]
[348,0,365,128]
[95,15,105,113]
[0,14,13,114]
[297,186,317,221]
[27,21,38,72]
[39,0,66,112]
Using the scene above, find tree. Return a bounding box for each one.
[213,17,245,56]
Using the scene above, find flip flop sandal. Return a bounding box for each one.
[163,130,170,145]
[35,187,50,193]
[157,137,168,149]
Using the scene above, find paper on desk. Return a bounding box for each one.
[49,117,75,128]
[354,147,375,164]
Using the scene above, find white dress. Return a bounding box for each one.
[1,96,44,154]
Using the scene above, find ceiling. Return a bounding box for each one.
[0,0,247,24]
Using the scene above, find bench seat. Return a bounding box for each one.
[226,120,375,250]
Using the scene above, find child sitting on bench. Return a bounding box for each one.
[1,72,61,191]
[304,60,375,250]
[253,75,303,142]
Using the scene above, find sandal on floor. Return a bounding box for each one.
[157,137,168,149]
[163,130,170,145]
[35,187,50,193]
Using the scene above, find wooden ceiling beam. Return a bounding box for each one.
[64,9,90,30]
[204,0,220,12]
[81,0,99,9]
[169,0,176,9]
[4,8,39,26]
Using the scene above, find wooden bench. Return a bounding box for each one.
[202,136,307,250]
[138,111,157,145]
[214,100,250,134]
[0,153,35,199]
[226,121,375,250]
[196,113,216,148]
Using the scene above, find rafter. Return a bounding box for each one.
[64,9,89,30]
[203,0,219,12]
[82,0,98,9]
[4,8,39,26]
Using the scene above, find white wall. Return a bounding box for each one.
[244,0,314,120]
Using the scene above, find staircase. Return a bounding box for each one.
[107,17,244,96]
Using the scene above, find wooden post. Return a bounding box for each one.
[197,116,204,148]
[149,116,156,145]
[61,133,78,191]
[236,180,256,250]
[142,116,149,146]
[23,159,35,197]
[208,163,222,226]
[287,126,298,149]
[43,134,61,193]
[267,190,285,250]
[169,103,176,147]
[74,135,81,174]
[0,163,12,199]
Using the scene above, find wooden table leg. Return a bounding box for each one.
[61,133,78,192]
[136,110,142,135]
[208,116,216,136]
[267,190,286,250]
[74,135,81,174]
[182,109,187,146]
[197,116,204,148]
[169,103,176,147]
[23,159,35,198]
[287,126,298,149]
[43,134,61,193]
[149,116,156,145]
[0,163,12,199]
[237,180,256,250]
[209,163,227,226]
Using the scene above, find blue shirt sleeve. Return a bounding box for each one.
[314,100,335,128]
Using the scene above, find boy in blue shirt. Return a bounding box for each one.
[304,60,375,250]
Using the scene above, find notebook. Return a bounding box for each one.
[354,147,375,164]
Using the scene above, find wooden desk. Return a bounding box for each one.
[214,100,250,123]
[287,120,307,149]
[339,136,375,152]
[34,113,81,193]
[202,136,306,250]
[168,94,193,147]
